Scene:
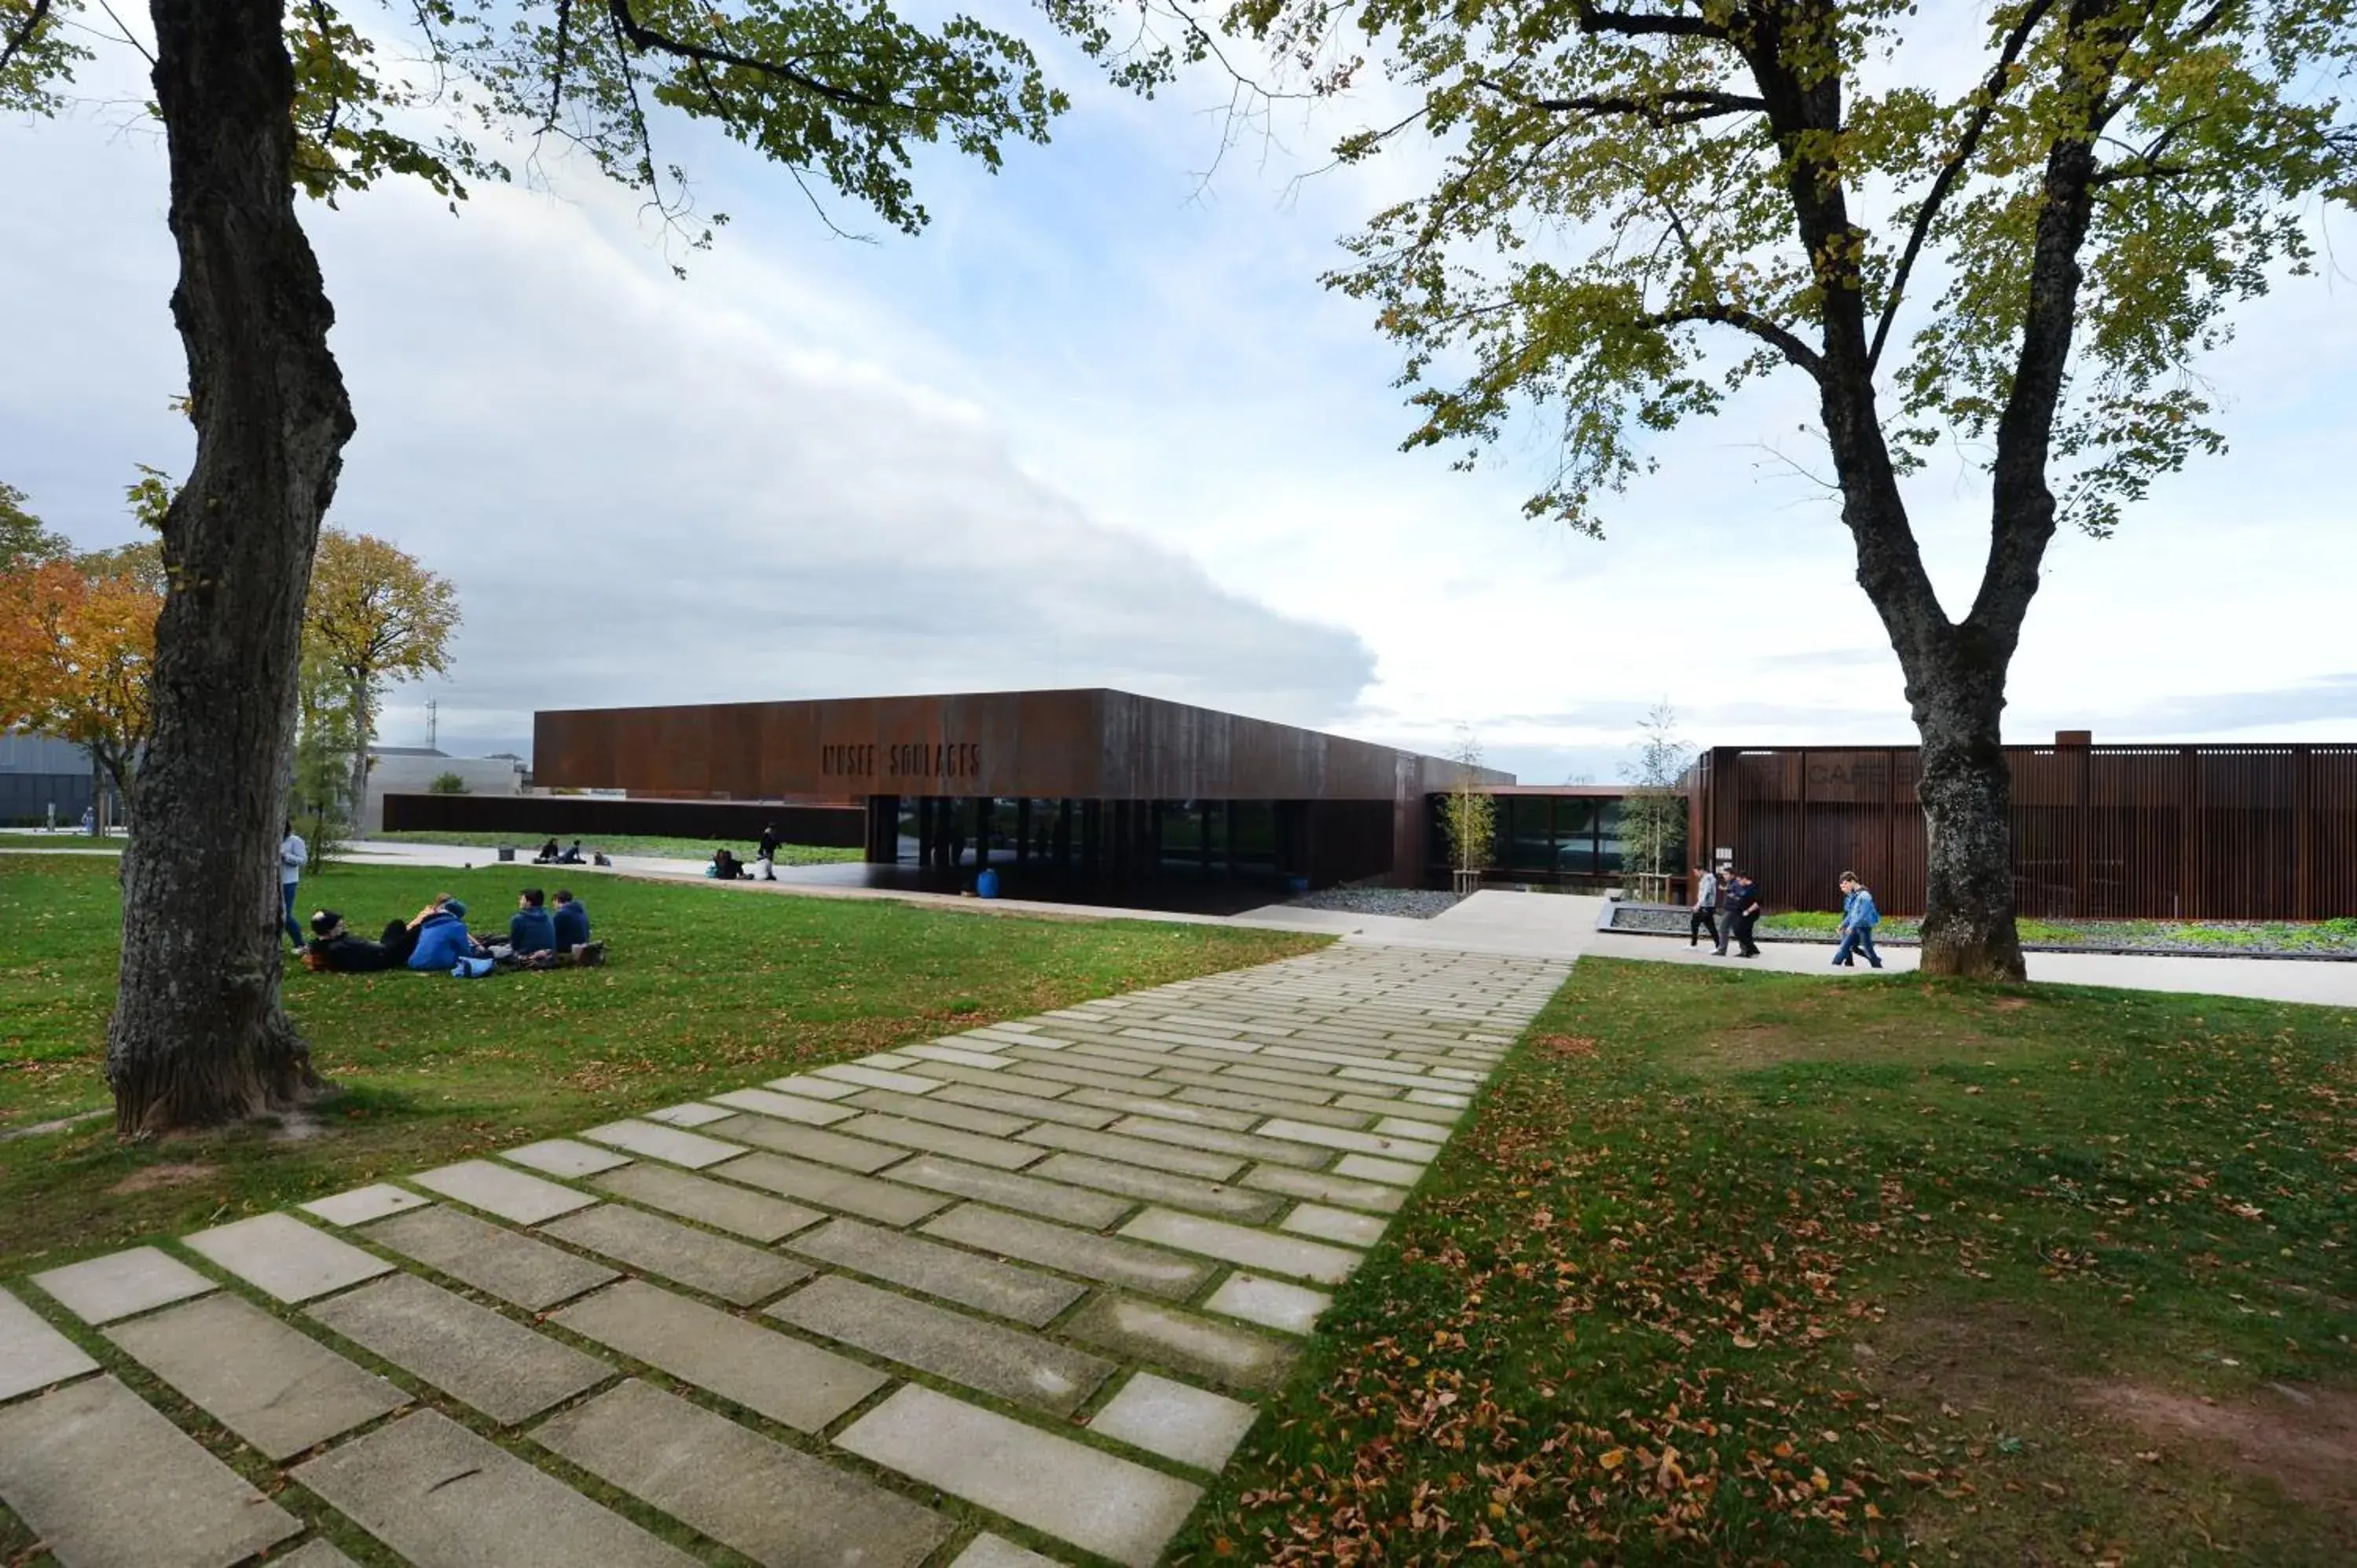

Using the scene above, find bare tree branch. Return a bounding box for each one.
[543,0,574,132]
[1869,0,2058,369]
[93,0,152,66]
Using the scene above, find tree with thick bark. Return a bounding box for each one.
[1077,0,2355,976]
[304,528,459,829]
[2,0,1118,1133]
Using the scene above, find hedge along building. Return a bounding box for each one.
[515,688,1508,892]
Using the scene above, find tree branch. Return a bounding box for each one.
[1468,75,1765,126]
[543,0,573,132]
[1645,303,1825,377]
[1574,2,1730,39]
[0,0,53,77]
[1869,0,2058,369]
[605,0,907,116]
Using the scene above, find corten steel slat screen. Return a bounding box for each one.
[1695,744,2357,920]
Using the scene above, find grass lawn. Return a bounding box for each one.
[0,853,1322,1278]
[1179,959,2356,1566]
[368,829,860,863]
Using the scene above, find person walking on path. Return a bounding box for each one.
[1688,865,1719,948]
[757,823,781,881]
[1727,869,1764,958]
[1712,863,1739,955]
[278,822,309,950]
[1832,871,1886,969]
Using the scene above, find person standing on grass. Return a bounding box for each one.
[278,822,309,950]
[1728,868,1764,958]
[1689,864,1719,948]
[1832,870,1886,969]
[757,822,781,881]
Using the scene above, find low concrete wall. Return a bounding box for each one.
[379,793,864,847]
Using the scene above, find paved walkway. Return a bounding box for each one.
[0,943,1567,1568]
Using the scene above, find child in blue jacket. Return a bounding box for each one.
[1833,872,1885,969]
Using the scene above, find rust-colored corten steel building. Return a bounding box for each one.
[1692,734,2357,920]
[530,688,1505,892]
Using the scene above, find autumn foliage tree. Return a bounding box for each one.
[0,555,162,811]
[304,529,459,831]
[1131,0,2357,977]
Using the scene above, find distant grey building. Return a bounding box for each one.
[360,745,526,833]
[0,733,119,826]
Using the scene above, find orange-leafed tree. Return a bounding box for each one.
[0,557,163,811]
[304,529,460,832]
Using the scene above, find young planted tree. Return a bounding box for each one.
[1,481,68,569]
[1618,700,1692,899]
[305,529,459,831]
[1441,726,1497,892]
[1160,0,2357,977]
[3,0,1113,1133]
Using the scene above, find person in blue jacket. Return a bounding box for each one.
[508,888,558,958]
[552,889,590,948]
[406,898,486,971]
[1832,871,1885,969]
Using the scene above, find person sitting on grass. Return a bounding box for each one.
[535,837,562,864]
[406,897,486,971]
[558,839,585,864]
[302,910,403,973]
[509,888,556,959]
[708,847,749,881]
[552,889,590,949]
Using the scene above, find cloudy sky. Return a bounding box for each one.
[6,15,2355,785]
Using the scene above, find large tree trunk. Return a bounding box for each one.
[105,0,355,1136]
[1910,650,2027,981]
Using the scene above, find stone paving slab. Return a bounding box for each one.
[184,1212,395,1304]
[412,1159,599,1225]
[812,1063,944,1095]
[786,1218,1084,1327]
[883,1153,1135,1229]
[834,1111,1050,1171]
[309,1272,611,1424]
[768,1273,1115,1415]
[926,1080,1123,1129]
[646,1101,737,1127]
[1062,1295,1295,1394]
[1030,1152,1284,1224]
[1090,1372,1259,1472]
[502,1138,634,1178]
[1119,1208,1362,1285]
[32,1246,214,1325]
[301,1183,432,1226]
[1105,1115,1333,1169]
[953,1534,1064,1568]
[276,1541,363,1567]
[295,1408,695,1568]
[707,1086,857,1127]
[923,1206,1212,1300]
[553,1279,888,1431]
[365,1203,619,1310]
[1280,1203,1390,1247]
[583,1118,747,1169]
[1146,1065,1337,1105]
[1339,1093,1459,1123]
[542,1202,813,1306]
[0,1285,96,1401]
[845,1086,1036,1137]
[839,1383,1201,1568]
[0,1374,302,1568]
[704,1115,911,1174]
[104,1291,406,1460]
[595,1162,825,1242]
[1014,1124,1244,1181]
[1066,1089,1261,1130]
[1333,1153,1428,1186]
[999,1059,1179,1097]
[762,1073,867,1101]
[1204,1273,1332,1335]
[714,1150,948,1225]
[536,1379,955,1568]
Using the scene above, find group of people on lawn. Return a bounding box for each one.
[1689,863,1883,968]
[302,888,603,974]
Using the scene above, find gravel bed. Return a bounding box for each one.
[1285,887,1468,920]
[1604,903,2357,960]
